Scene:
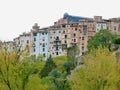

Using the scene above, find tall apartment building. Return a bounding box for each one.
[48,25,63,57]
[54,13,94,56]
[61,19,96,55]
[2,41,15,52]
[13,37,20,49]
[30,23,40,55]
[30,23,50,60]
[13,32,30,53]
[94,16,107,32]
[95,21,107,32]
[78,20,95,55]
[35,28,49,60]
[106,18,120,35]
[19,32,30,51]
[61,24,72,55]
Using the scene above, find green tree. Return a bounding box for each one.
[0,40,2,49]
[114,38,120,44]
[63,45,80,74]
[40,55,56,78]
[87,29,116,51]
[69,46,120,90]
[25,76,49,90]
[49,69,70,90]
[53,56,67,73]
[0,47,45,90]
[36,54,44,61]
[67,45,79,60]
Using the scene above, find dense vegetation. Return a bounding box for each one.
[0,30,120,90]
[69,47,120,90]
[87,29,116,51]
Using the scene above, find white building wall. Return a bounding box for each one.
[35,30,49,60]
[19,33,30,51]
[96,22,107,32]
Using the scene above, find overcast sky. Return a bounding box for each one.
[0,0,120,41]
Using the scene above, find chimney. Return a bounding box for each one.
[94,16,103,22]
[32,23,40,32]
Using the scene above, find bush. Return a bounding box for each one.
[114,38,120,44]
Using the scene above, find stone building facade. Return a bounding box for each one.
[10,13,120,60]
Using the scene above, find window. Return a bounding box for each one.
[74,33,76,37]
[75,28,77,31]
[63,31,65,33]
[42,37,45,41]
[43,48,45,52]
[83,25,87,35]
[62,25,66,28]
[26,40,29,44]
[114,26,116,30]
[43,53,46,57]
[64,40,67,43]
[101,25,103,30]
[56,47,59,50]
[56,36,59,40]
[82,46,84,51]
[82,43,84,45]
[82,52,84,55]
[33,33,37,36]
[40,43,42,45]
[65,35,67,38]
[42,43,45,47]
[34,48,35,52]
[34,37,36,41]
[74,39,76,42]
[42,33,44,35]
[82,37,84,40]
[59,31,61,33]
[56,52,59,55]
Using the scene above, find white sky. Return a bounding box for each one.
[0,0,120,41]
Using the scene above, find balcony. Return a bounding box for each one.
[62,44,67,49]
[54,38,61,43]
[53,43,61,47]
[54,39,61,42]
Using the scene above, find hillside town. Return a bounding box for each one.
[3,13,120,60]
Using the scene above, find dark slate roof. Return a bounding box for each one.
[63,13,93,22]
[38,28,48,33]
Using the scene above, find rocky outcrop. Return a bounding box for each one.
[110,44,120,61]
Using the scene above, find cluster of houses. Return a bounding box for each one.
[3,13,120,60]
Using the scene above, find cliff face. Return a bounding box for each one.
[111,44,120,61]
[116,46,120,61]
